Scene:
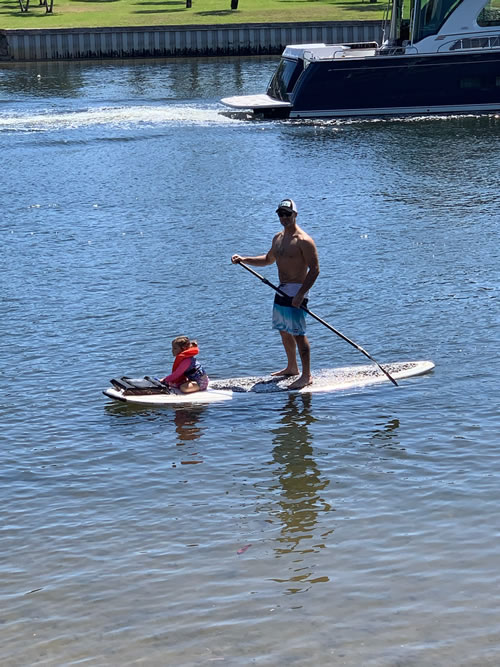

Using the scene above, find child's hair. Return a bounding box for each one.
[172,335,197,349]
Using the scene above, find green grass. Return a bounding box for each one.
[1,0,384,31]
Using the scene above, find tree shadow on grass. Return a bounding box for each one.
[134,6,186,12]
[196,10,236,16]
[337,2,383,12]
[132,0,186,9]
[277,0,372,2]
[0,3,55,15]
[70,0,121,3]
[0,0,26,13]
[134,0,185,4]
[279,0,382,6]
[0,12,55,17]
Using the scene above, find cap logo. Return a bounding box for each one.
[276,198,297,213]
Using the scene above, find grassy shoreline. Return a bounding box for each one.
[1,0,384,31]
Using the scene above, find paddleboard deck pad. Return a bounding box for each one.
[210,360,435,394]
[103,376,233,405]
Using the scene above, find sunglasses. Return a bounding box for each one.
[277,210,293,217]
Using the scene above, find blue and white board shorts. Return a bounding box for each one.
[272,283,309,336]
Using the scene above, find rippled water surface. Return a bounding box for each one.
[1,58,499,666]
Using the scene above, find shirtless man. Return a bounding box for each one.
[231,198,320,390]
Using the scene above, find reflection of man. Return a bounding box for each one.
[231,198,319,389]
[271,394,329,562]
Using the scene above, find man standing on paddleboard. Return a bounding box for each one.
[231,198,320,390]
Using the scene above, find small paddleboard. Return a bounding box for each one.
[103,386,233,405]
[210,360,435,394]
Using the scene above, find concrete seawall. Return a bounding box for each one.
[0,21,383,61]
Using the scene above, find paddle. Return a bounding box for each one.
[236,260,398,387]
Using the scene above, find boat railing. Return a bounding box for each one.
[303,41,379,63]
[303,47,347,64]
[377,45,407,55]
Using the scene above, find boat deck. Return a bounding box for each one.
[220,93,292,110]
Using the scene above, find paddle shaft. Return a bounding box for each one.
[237,261,398,387]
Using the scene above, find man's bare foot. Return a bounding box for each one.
[288,376,312,390]
[271,368,299,377]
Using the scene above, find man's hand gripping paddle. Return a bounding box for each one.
[235,260,398,387]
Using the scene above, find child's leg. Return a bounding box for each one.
[179,381,200,394]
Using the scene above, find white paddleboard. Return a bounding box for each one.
[210,360,435,394]
[103,386,233,405]
[104,361,434,404]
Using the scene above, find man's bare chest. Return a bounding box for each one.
[275,235,303,259]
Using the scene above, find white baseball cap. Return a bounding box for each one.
[276,198,298,213]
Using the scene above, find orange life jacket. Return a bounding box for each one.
[171,346,202,383]
[172,345,199,372]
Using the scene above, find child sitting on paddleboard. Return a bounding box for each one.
[161,336,209,393]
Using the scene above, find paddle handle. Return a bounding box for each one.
[236,260,398,387]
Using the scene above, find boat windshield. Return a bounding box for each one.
[384,0,412,46]
[411,0,464,42]
[267,58,302,101]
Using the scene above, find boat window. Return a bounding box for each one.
[477,0,500,26]
[266,58,302,102]
[412,0,464,42]
[450,35,500,48]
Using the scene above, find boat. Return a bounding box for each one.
[221,0,500,118]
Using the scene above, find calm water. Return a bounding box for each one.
[1,57,499,666]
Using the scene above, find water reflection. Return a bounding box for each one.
[103,401,206,445]
[173,407,205,444]
[0,61,86,98]
[268,394,331,594]
[103,400,166,422]
[369,415,401,449]
[0,57,278,102]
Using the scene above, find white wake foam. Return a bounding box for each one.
[0,104,243,132]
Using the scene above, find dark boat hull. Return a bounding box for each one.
[276,50,500,118]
